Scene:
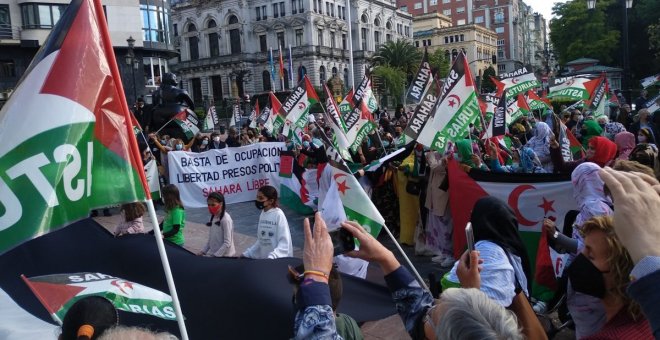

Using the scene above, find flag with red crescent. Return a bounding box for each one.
[280,75,319,129]
[0,0,148,254]
[497,67,541,98]
[447,159,576,300]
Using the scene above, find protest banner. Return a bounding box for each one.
[168,143,284,207]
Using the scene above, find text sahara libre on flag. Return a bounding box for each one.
[0,0,149,254]
[22,272,176,324]
[416,51,481,153]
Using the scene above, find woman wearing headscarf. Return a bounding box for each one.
[543,162,613,338]
[525,122,553,172]
[489,145,546,174]
[455,139,488,172]
[550,136,617,173]
[580,119,604,149]
[442,196,531,308]
[598,116,626,141]
[614,131,636,160]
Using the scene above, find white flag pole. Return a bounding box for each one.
[144,199,189,340]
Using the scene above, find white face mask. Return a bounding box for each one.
[213,137,220,142]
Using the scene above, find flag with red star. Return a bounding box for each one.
[22,272,175,324]
[447,159,577,300]
[416,51,481,153]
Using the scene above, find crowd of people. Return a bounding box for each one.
[67,92,660,340]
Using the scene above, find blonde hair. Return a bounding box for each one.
[581,216,642,320]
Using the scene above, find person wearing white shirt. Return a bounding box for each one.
[243,186,293,259]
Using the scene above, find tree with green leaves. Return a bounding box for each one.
[480,66,497,94]
[372,66,407,107]
[550,0,620,65]
[427,48,450,79]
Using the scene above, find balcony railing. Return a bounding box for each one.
[0,24,21,40]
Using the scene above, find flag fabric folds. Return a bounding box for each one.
[249,101,260,129]
[322,84,351,155]
[0,0,148,254]
[526,90,551,111]
[547,77,597,101]
[496,67,542,98]
[203,106,217,131]
[281,75,319,129]
[641,73,660,89]
[22,272,176,323]
[172,109,200,139]
[405,49,434,105]
[416,51,481,153]
[278,151,317,214]
[0,219,396,339]
[265,91,285,133]
[343,76,378,152]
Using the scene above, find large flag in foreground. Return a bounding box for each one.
[0,0,148,254]
[447,160,576,299]
[23,272,176,323]
[0,220,395,339]
[417,51,481,153]
[279,151,317,215]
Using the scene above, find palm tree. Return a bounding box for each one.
[372,40,422,77]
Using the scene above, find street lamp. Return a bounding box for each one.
[588,0,633,103]
[125,36,139,104]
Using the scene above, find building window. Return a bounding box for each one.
[456,6,465,13]
[140,3,170,43]
[332,67,338,78]
[187,24,199,60]
[415,41,419,47]
[331,3,335,17]
[228,15,241,54]
[298,0,304,12]
[444,36,449,44]
[319,66,326,85]
[494,10,504,24]
[457,19,465,25]
[0,60,16,78]
[318,0,323,14]
[427,39,431,46]
[263,70,272,91]
[414,2,422,9]
[326,3,330,16]
[361,14,368,23]
[361,28,367,50]
[144,57,167,87]
[298,65,307,82]
[173,23,178,37]
[280,2,285,16]
[497,46,505,58]
[498,64,506,72]
[495,27,504,34]
[283,69,289,89]
[20,3,67,29]
[497,39,505,46]
[397,23,402,34]
[429,0,437,5]
[317,29,323,46]
[386,33,391,42]
[259,34,267,52]
[374,31,380,49]
[342,33,347,49]
[442,0,450,3]
[475,16,484,24]
[211,75,223,100]
[330,31,336,48]
[262,5,267,19]
[291,0,297,14]
[400,5,407,12]
[443,9,451,16]
[256,7,261,20]
[343,68,349,87]
[314,0,317,12]
[208,20,219,57]
[0,5,11,39]
[277,31,285,48]
[459,34,464,42]
[296,29,304,46]
[191,78,203,105]
[273,4,279,17]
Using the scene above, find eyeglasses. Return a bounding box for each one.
[423,304,439,340]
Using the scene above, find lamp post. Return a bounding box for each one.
[588,0,633,103]
[125,36,139,104]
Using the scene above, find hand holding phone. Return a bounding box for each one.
[465,222,474,266]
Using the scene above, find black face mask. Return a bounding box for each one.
[255,200,266,210]
[567,253,607,299]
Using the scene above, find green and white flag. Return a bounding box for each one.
[548,77,598,101]
[0,0,149,254]
[264,92,286,133]
[144,159,161,200]
[641,73,660,89]
[586,75,608,120]
[526,90,551,111]
[281,75,319,129]
[173,109,200,139]
[498,67,542,98]
[344,76,377,152]
[22,272,176,324]
[417,52,481,153]
[506,94,531,125]
[203,106,217,131]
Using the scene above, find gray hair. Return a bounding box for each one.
[435,288,523,340]
[97,326,178,340]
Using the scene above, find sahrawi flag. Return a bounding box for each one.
[547,77,600,101]
[281,75,319,129]
[447,159,577,300]
[322,84,351,157]
[338,88,354,116]
[322,143,385,238]
[506,93,531,125]
[404,71,439,142]
[264,91,286,133]
[0,0,148,254]
[229,103,241,127]
[279,150,317,214]
[526,90,551,111]
[485,90,506,138]
[173,108,200,139]
[417,51,481,153]
[344,75,378,152]
[249,100,260,129]
[641,73,660,89]
[203,106,217,131]
[22,272,176,324]
[496,67,542,98]
[586,74,608,120]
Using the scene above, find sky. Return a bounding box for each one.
[525,0,570,20]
